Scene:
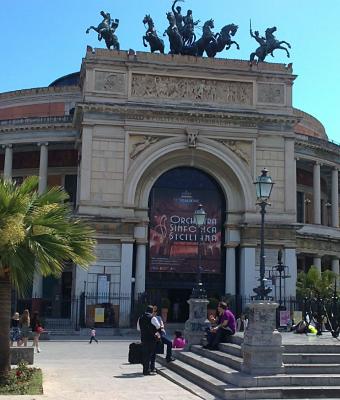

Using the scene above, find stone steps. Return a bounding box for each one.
[284,352,340,364]
[156,334,340,399]
[285,364,340,374]
[157,354,340,399]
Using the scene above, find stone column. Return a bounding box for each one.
[331,168,339,228]
[239,247,256,297]
[134,243,146,299]
[38,142,48,194]
[32,143,49,307]
[79,127,93,202]
[120,241,134,327]
[225,246,236,295]
[3,144,13,180]
[242,301,284,375]
[313,256,322,272]
[284,248,297,298]
[332,257,340,275]
[313,162,321,224]
[284,139,296,214]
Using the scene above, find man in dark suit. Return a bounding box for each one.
[137,305,161,375]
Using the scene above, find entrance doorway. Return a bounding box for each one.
[146,167,226,316]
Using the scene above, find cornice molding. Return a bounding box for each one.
[76,102,298,129]
[0,116,74,133]
[0,85,80,101]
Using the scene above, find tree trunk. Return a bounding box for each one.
[0,272,11,383]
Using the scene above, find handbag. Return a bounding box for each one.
[128,342,143,364]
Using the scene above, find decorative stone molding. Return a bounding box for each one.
[218,139,251,166]
[77,103,298,130]
[95,71,126,94]
[131,74,253,105]
[186,129,199,148]
[130,135,159,159]
[257,83,285,104]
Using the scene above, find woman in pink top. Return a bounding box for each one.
[173,330,186,349]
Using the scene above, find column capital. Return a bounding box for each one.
[314,161,322,167]
[37,142,49,147]
[2,144,12,149]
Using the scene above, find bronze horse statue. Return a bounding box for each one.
[250,26,291,63]
[194,19,216,57]
[163,12,183,54]
[86,11,120,50]
[142,15,165,53]
[205,23,240,58]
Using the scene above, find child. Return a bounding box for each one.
[89,327,98,344]
[172,330,186,349]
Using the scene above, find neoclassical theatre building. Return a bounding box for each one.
[1,48,339,326]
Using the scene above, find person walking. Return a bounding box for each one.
[31,311,43,353]
[10,312,22,347]
[19,309,31,347]
[89,327,99,343]
[137,305,160,376]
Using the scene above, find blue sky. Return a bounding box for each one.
[1,1,340,143]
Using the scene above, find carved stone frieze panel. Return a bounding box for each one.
[257,83,285,104]
[218,139,252,166]
[129,135,160,159]
[95,71,127,94]
[131,74,253,105]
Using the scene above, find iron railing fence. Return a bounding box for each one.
[15,292,340,333]
[16,292,135,330]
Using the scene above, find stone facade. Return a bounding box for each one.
[0,49,339,327]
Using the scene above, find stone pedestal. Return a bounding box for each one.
[184,298,209,349]
[242,301,284,375]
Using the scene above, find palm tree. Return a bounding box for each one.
[296,266,336,299]
[0,177,96,383]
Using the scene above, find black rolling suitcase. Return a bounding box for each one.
[128,342,143,364]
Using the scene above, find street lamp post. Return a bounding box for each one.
[253,168,275,300]
[191,204,207,299]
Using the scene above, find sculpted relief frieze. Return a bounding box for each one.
[95,71,127,93]
[257,83,285,104]
[129,135,160,159]
[131,74,253,105]
[218,139,252,166]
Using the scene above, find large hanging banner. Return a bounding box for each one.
[149,188,222,273]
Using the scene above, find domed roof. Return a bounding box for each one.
[293,108,328,140]
[49,72,80,87]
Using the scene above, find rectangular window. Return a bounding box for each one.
[296,191,304,223]
[64,175,77,209]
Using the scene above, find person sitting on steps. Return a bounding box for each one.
[204,302,236,350]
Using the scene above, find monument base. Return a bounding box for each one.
[184,298,209,349]
[242,301,284,375]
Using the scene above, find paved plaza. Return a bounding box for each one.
[5,331,340,400]
[5,334,201,400]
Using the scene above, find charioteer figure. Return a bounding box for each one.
[249,21,291,63]
[172,0,184,33]
[86,10,120,50]
[182,9,200,46]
